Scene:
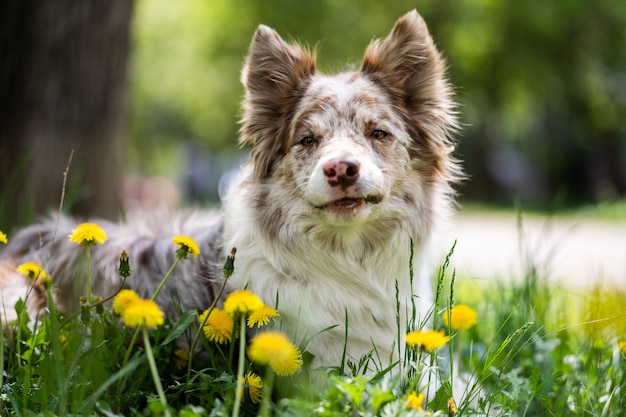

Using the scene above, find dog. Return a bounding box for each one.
[0,10,459,372]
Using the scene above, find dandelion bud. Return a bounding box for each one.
[118,250,132,278]
[81,306,91,325]
[223,247,236,279]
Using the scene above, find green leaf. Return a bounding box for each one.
[162,310,196,345]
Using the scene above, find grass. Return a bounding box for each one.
[1,229,625,416]
[460,199,626,222]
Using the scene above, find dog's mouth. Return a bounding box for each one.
[317,195,382,215]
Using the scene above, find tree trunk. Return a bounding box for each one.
[0,1,133,228]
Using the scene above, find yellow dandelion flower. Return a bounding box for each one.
[224,289,264,316]
[443,304,478,331]
[113,289,141,315]
[69,223,107,246]
[39,274,51,285]
[448,397,458,414]
[237,372,264,404]
[201,308,235,344]
[173,349,189,369]
[247,331,303,376]
[618,340,626,355]
[172,235,200,258]
[405,391,425,410]
[247,305,280,328]
[17,261,49,284]
[0,230,7,244]
[406,329,450,353]
[121,298,164,328]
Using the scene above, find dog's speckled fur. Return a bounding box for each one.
[0,11,459,372]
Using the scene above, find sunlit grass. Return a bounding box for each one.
[0,224,624,416]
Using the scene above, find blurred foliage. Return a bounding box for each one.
[129,0,626,208]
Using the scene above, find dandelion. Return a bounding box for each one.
[17,261,50,285]
[224,289,264,316]
[17,261,46,279]
[443,304,478,331]
[116,295,169,413]
[405,391,425,410]
[172,235,200,258]
[173,349,189,369]
[69,223,107,302]
[448,397,458,415]
[68,223,107,246]
[121,298,164,329]
[618,340,626,355]
[247,305,280,328]
[406,329,450,353]
[201,308,235,344]
[229,289,267,417]
[0,230,7,244]
[113,289,140,315]
[150,235,200,303]
[236,372,264,404]
[118,296,170,416]
[248,331,303,376]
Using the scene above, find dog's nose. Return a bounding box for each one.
[323,158,360,187]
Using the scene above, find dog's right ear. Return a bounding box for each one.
[240,26,317,181]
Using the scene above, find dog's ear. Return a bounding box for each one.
[361,11,458,178]
[361,10,451,113]
[240,25,316,181]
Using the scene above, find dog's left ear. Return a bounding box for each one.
[361,10,452,110]
[240,25,317,181]
[361,10,457,171]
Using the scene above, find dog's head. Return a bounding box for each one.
[239,10,459,236]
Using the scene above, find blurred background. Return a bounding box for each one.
[1,1,625,282]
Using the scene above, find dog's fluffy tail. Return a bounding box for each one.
[0,211,225,326]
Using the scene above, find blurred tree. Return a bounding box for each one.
[441,0,626,207]
[0,1,133,228]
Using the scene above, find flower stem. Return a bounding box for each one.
[143,327,171,417]
[151,257,181,302]
[85,246,93,302]
[46,283,68,415]
[258,366,275,417]
[186,271,230,382]
[117,253,180,397]
[116,327,141,396]
[231,315,247,417]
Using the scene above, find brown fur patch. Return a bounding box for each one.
[240,25,317,181]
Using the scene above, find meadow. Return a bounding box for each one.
[0,219,624,417]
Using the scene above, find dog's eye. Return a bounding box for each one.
[371,129,388,140]
[300,136,316,146]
